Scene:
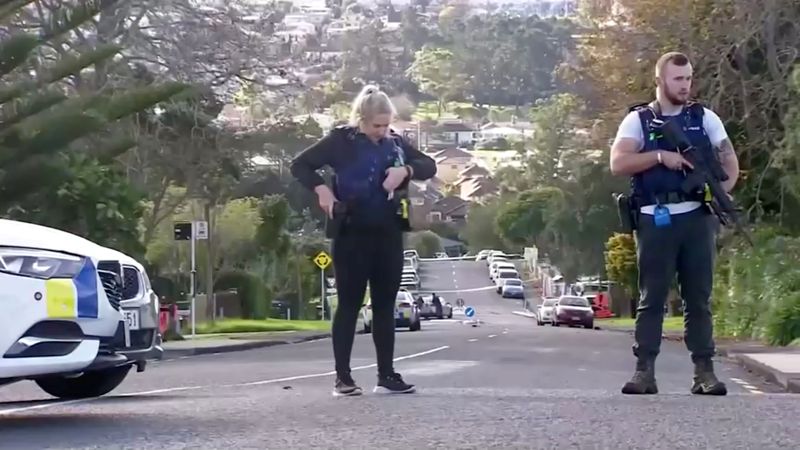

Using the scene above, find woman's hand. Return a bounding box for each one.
[383,166,409,194]
[314,185,338,219]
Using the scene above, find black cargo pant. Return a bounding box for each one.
[331,223,404,378]
[633,206,719,363]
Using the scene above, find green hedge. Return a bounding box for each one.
[712,227,800,346]
[215,270,271,319]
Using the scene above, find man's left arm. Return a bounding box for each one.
[704,109,740,192]
[716,138,739,192]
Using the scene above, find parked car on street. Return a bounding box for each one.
[0,219,161,399]
[498,278,525,298]
[361,289,421,332]
[536,298,559,325]
[414,293,453,319]
[551,295,594,329]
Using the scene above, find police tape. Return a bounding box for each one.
[410,278,536,294]
[417,257,473,262]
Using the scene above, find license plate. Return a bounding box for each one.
[396,310,404,319]
[572,316,581,321]
[124,310,141,330]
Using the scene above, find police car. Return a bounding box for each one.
[361,289,421,332]
[0,219,161,399]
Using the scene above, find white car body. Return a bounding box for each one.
[536,298,558,324]
[489,261,516,280]
[475,250,491,261]
[403,250,419,269]
[361,289,421,332]
[0,219,159,398]
[486,251,507,266]
[498,278,525,298]
[493,269,520,286]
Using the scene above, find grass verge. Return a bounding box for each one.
[597,316,684,332]
[196,319,331,335]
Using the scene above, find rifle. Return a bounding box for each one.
[657,118,754,246]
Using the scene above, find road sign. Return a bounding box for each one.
[173,222,192,241]
[313,251,332,270]
[194,221,208,240]
[464,306,475,318]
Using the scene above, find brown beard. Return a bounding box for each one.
[664,89,688,105]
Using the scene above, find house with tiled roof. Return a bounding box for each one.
[428,196,469,224]
[433,147,475,184]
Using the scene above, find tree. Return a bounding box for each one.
[0,0,189,239]
[407,47,464,116]
[442,14,576,106]
[604,233,638,302]
[495,187,567,248]
[409,230,443,258]
[460,198,511,253]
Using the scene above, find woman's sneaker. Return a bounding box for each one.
[333,374,362,397]
[373,372,416,394]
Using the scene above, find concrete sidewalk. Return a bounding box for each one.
[717,341,800,393]
[159,330,332,359]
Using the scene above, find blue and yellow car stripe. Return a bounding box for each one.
[45,258,99,319]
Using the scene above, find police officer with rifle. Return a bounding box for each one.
[610,52,741,396]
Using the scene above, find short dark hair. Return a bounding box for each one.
[655,52,691,77]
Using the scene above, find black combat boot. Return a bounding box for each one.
[621,357,658,395]
[691,358,727,395]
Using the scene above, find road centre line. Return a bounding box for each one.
[0,345,450,416]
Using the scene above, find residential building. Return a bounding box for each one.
[418,121,478,150]
[433,147,475,183]
[471,150,524,172]
[428,196,468,224]
[408,180,444,229]
[456,176,499,203]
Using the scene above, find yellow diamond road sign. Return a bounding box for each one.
[313,251,331,270]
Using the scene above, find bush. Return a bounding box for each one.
[712,226,800,345]
[215,270,271,319]
[765,291,800,346]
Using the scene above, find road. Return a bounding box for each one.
[1,259,798,449]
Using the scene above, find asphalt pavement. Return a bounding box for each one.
[1,258,798,449]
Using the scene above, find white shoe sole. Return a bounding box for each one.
[372,385,416,394]
[332,388,363,397]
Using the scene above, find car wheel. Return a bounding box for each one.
[35,365,132,400]
[410,320,421,331]
[585,321,594,329]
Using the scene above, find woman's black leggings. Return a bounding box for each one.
[331,226,404,378]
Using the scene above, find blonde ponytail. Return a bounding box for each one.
[348,84,397,126]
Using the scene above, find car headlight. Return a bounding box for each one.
[0,247,87,279]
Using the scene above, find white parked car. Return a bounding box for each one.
[494,268,520,286]
[497,278,525,298]
[0,219,162,399]
[536,298,559,325]
[489,261,516,280]
[361,289,421,332]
